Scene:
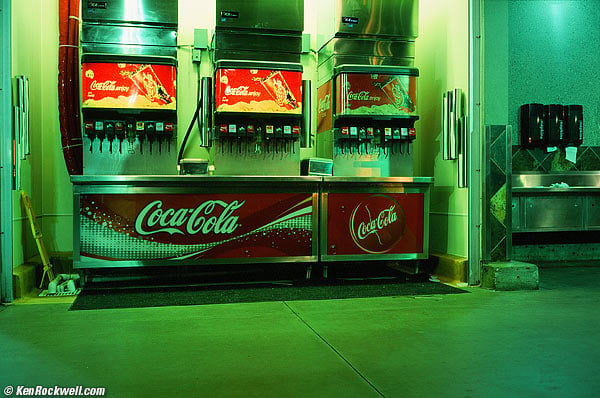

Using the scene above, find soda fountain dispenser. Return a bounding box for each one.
[80,0,178,175]
[209,0,306,176]
[315,0,419,177]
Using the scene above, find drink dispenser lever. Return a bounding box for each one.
[115,122,125,153]
[105,122,115,154]
[146,122,156,154]
[155,122,164,153]
[95,121,106,153]
[85,122,96,152]
[136,121,145,154]
[165,123,175,152]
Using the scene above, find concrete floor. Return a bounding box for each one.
[1,266,599,397]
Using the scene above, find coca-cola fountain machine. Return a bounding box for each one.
[316,0,419,177]
[315,0,432,266]
[80,0,178,175]
[207,0,308,176]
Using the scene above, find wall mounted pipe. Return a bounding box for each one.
[302,79,312,148]
[200,76,212,148]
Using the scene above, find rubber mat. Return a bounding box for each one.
[70,279,468,310]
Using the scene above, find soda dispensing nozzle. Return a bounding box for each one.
[114,122,125,154]
[247,125,256,153]
[265,125,274,153]
[155,122,164,153]
[146,122,156,154]
[228,124,236,154]
[165,123,175,152]
[135,121,145,154]
[94,122,105,153]
[126,122,135,142]
[407,127,416,155]
[239,126,247,154]
[291,125,300,154]
[283,126,292,154]
[105,122,116,154]
[275,126,283,154]
[366,127,374,155]
[84,122,96,152]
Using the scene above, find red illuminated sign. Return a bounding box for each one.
[215,69,302,114]
[316,80,333,134]
[335,73,417,116]
[81,63,177,110]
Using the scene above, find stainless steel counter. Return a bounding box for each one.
[72,175,432,184]
[512,173,600,232]
[512,172,600,193]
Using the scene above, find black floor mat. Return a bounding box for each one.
[70,278,468,310]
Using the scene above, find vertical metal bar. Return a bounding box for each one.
[442,92,448,160]
[302,79,312,148]
[19,77,27,160]
[23,76,30,156]
[458,87,468,188]
[448,90,456,159]
[199,76,212,147]
[1,0,14,302]
[458,115,468,188]
[468,0,482,285]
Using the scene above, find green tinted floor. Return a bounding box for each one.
[1,267,599,397]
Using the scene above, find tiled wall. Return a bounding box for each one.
[512,146,600,173]
[486,126,511,262]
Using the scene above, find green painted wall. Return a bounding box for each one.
[11,0,471,263]
[484,0,600,146]
[414,0,470,257]
[483,0,509,126]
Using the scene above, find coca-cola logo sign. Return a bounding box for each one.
[90,80,129,93]
[349,195,406,254]
[347,91,381,102]
[224,86,261,97]
[134,200,244,236]
[318,94,330,113]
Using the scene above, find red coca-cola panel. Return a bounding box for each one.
[326,193,424,255]
[335,73,417,116]
[316,80,333,134]
[79,193,314,261]
[215,69,302,114]
[81,63,177,110]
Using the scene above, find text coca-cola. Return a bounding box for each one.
[134,199,245,236]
